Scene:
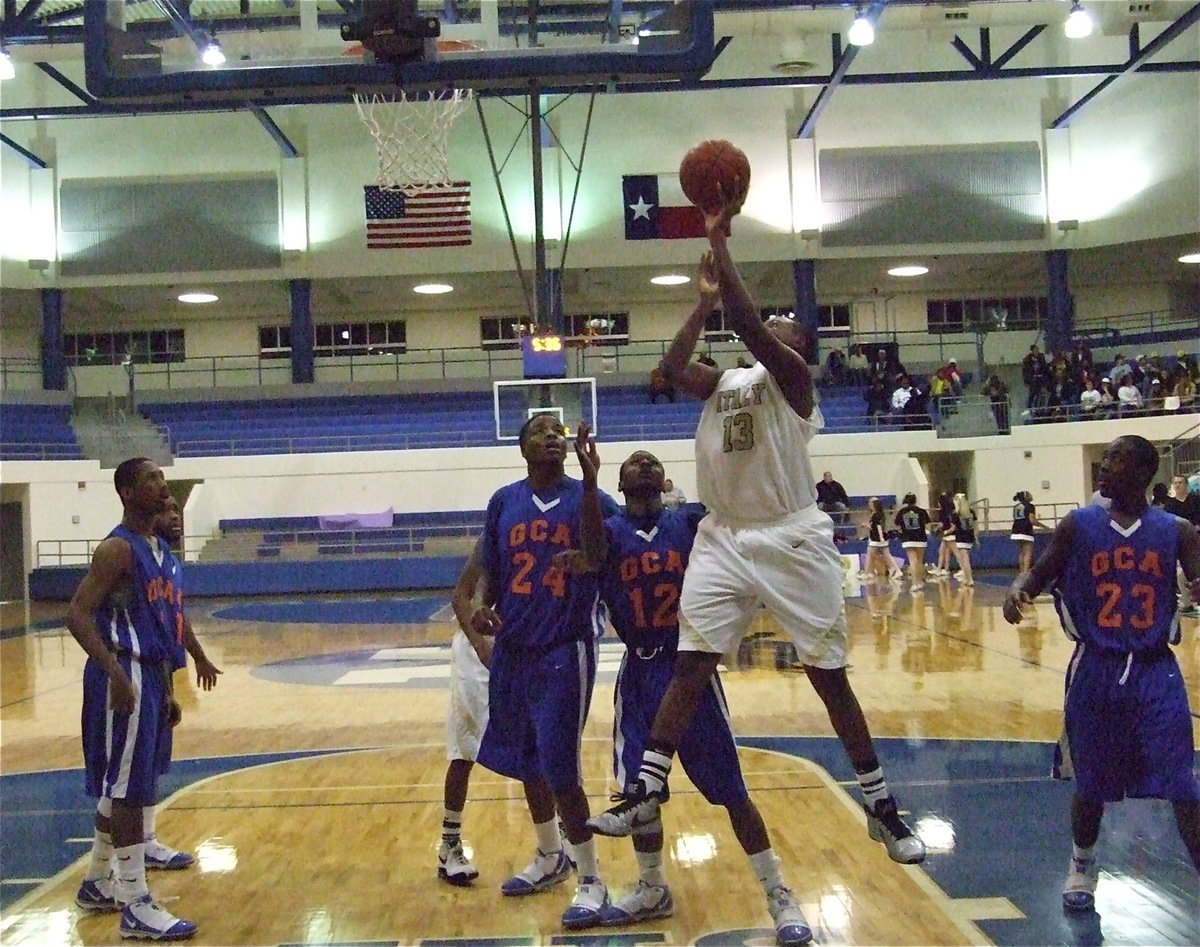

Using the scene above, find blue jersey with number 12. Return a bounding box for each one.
[602,505,705,653]
[482,476,619,651]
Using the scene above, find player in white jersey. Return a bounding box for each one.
[589,181,924,945]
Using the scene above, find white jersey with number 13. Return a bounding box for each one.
[694,362,822,522]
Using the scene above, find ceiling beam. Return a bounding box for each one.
[795,1,888,140]
[1,131,49,167]
[249,104,299,157]
[34,60,95,103]
[1051,1,1200,129]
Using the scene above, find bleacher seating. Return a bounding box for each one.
[217,510,483,560]
[139,378,930,459]
[0,403,83,460]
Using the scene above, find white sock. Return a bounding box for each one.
[572,835,600,880]
[534,818,562,855]
[142,805,157,842]
[1073,843,1096,863]
[114,843,149,903]
[442,808,463,846]
[85,829,114,882]
[749,848,785,893]
[639,749,674,795]
[857,766,889,809]
[634,847,666,886]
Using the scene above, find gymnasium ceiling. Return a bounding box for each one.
[1,1,1198,321]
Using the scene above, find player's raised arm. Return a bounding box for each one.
[704,183,815,420]
[67,537,137,714]
[659,253,723,401]
[1003,511,1076,624]
[453,537,499,664]
[574,421,608,568]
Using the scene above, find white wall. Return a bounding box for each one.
[8,411,1195,577]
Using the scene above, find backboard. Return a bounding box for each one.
[83,0,716,105]
[494,377,596,442]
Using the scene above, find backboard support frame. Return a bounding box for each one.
[494,377,597,443]
[83,2,716,105]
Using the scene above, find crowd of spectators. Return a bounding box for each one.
[1021,343,1198,422]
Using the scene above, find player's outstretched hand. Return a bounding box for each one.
[703,179,747,241]
[697,251,720,306]
[469,605,503,637]
[1002,589,1032,625]
[574,421,600,485]
[553,549,596,575]
[195,655,223,691]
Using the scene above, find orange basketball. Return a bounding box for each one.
[678,139,751,213]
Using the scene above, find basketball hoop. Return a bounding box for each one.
[353,88,474,194]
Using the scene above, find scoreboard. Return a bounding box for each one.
[520,333,567,379]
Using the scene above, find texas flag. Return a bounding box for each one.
[622,174,706,240]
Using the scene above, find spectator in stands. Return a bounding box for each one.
[934,359,963,397]
[1174,369,1197,408]
[1164,475,1200,526]
[1079,378,1103,418]
[1117,378,1144,414]
[1021,345,1049,410]
[1098,378,1118,418]
[816,471,851,524]
[824,348,847,387]
[1129,355,1148,394]
[735,355,752,369]
[864,376,890,419]
[1107,354,1132,387]
[981,373,1010,434]
[846,344,869,384]
[649,366,675,404]
[661,478,687,510]
[890,376,914,425]
[1151,482,1171,509]
[1147,378,1167,415]
[1070,342,1093,380]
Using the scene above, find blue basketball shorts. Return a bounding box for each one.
[1064,646,1200,804]
[612,650,748,807]
[477,638,596,794]
[82,655,171,806]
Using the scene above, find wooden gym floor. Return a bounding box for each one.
[1,574,1197,947]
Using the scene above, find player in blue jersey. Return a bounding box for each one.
[467,415,621,930]
[437,537,570,892]
[577,448,806,931]
[143,499,221,869]
[1004,434,1200,914]
[68,458,198,941]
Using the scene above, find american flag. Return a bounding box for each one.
[363,183,472,249]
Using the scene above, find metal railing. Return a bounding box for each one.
[0,358,44,393]
[0,442,84,460]
[1074,308,1198,341]
[35,536,210,567]
[1018,398,1200,426]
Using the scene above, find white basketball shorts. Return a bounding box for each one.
[446,630,490,762]
[677,505,848,669]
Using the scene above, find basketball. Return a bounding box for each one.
[678,139,751,213]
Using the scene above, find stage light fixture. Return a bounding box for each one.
[1064,3,1092,39]
[848,10,875,47]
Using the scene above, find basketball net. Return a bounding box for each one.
[353,89,474,194]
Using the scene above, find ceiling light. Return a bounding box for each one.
[847,11,875,47]
[200,38,226,66]
[0,49,14,82]
[413,283,453,294]
[1178,252,1200,264]
[887,264,928,277]
[177,292,218,304]
[1064,3,1092,39]
[650,274,690,286]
